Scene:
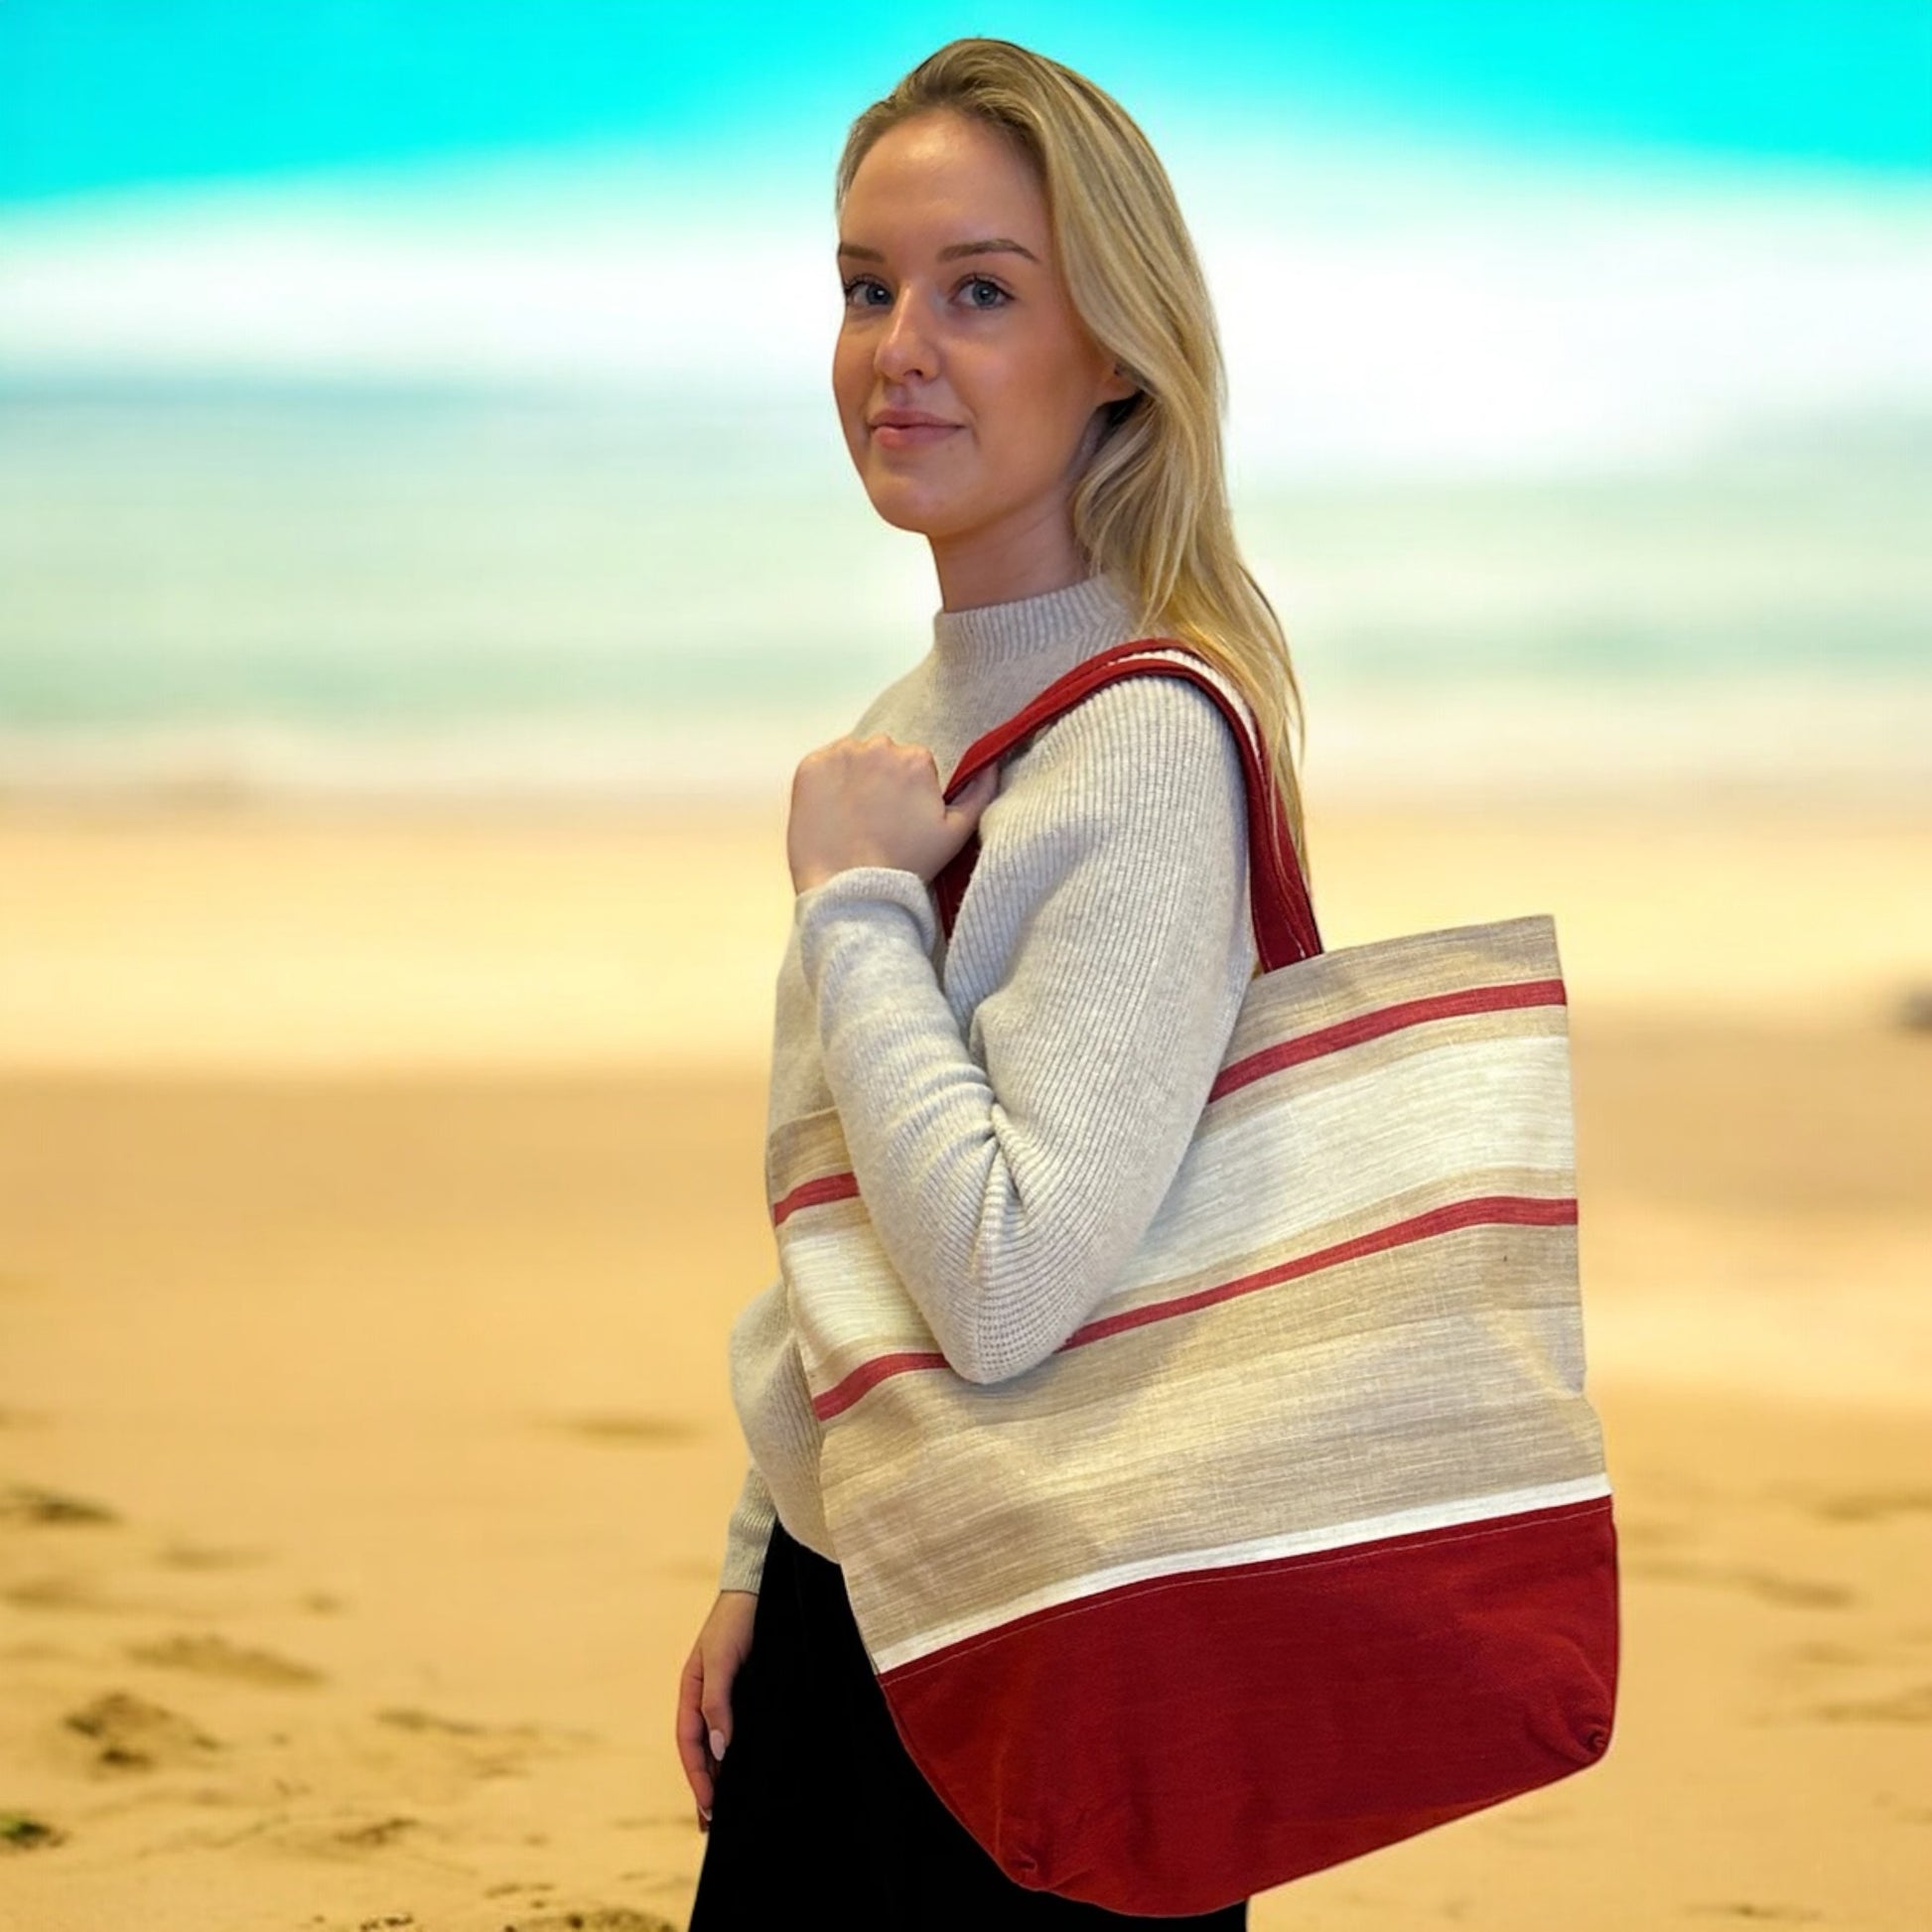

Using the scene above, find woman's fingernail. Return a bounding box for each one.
[699,1806,712,1828]
[710,1727,727,1762]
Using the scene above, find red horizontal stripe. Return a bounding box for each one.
[814,1348,950,1421]
[1062,1193,1577,1353]
[771,1170,859,1227]
[808,1192,1577,1419]
[1210,976,1568,1102]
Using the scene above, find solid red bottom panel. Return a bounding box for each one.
[878,1495,1619,1916]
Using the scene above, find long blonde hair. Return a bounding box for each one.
[835,36,1315,903]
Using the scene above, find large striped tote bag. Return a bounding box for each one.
[768,639,1619,1916]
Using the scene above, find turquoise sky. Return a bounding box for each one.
[4,0,1928,204]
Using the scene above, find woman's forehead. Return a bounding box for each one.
[842,114,1044,244]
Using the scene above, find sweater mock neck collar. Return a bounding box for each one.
[930,565,1151,675]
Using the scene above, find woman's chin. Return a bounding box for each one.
[862,483,961,539]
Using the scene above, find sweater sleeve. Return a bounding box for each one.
[791,672,1256,1386]
[718,1456,777,1595]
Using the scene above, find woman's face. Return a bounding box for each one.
[832,108,1137,568]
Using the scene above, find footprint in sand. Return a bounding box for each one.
[1801,1681,1932,1725]
[1621,1556,1856,1609]
[1685,1907,1823,1923]
[297,1915,419,1931]
[376,1706,496,1737]
[499,1911,680,1932]
[5,1573,106,1612]
[127,1631,326,1686]
[544,1412,700,1447]
[1792,1486,1932,1525]
[371,1706,597,1781]
[376,1706,593,1745]
[64,1689,220,1770]
[152,1540,270,1572]
[1,1810,67,1854]
[333,1817,422,1849]
[1776,1639,1872,1669]
[0,1482,119,1526]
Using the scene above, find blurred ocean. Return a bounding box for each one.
[4,3,1929,811]
[3,378,1926,810]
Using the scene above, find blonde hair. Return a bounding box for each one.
[834,36,1315,906]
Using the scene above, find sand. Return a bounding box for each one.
[1,798,1929,1931]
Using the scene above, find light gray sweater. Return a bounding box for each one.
[718,564,1261,1593]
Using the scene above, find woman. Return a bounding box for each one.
[677,37,1312,1927]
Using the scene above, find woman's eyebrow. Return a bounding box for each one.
[836,237,1041,265]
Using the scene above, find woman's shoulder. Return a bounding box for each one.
[1001,641,1258,798]
[967,643,1259,973]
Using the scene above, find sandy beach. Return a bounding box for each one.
[2,797,1929,1931]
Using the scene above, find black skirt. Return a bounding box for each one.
[688,1517,1249,1929]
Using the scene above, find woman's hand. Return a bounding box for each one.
[788,734,1001,895]
[676,1588,759,1833]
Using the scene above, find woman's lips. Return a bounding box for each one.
[872,422,961,449]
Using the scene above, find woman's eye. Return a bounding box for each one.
[839,275,1011,310]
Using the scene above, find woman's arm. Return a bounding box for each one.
[792,672,1256,1385]
[718,1457,777,1595]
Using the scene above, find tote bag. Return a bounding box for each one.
[767,638,1620,1916]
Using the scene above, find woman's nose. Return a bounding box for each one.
[875,287,937,383]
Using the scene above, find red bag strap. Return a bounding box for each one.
[933,637,1323,972]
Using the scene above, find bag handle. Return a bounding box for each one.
[934,637,1323,972]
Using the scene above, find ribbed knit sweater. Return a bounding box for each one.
[717,564,1262,1594]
